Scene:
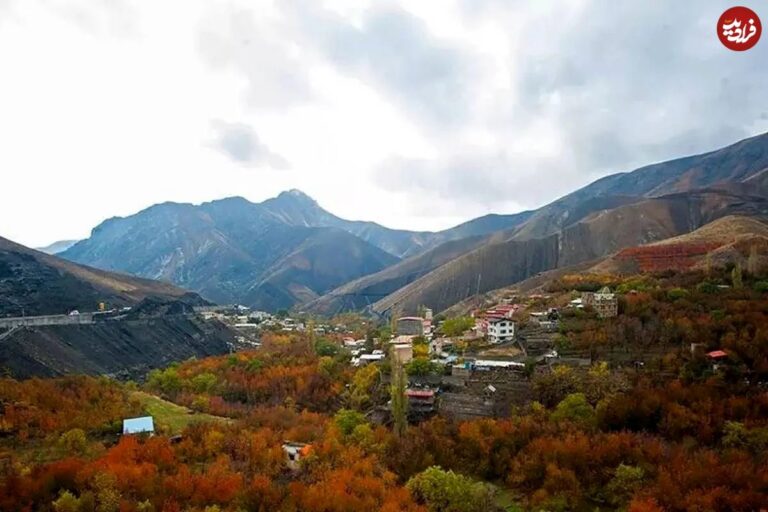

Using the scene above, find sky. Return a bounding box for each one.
[1,0,767,247]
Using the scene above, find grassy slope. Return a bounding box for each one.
[133,391,229,435]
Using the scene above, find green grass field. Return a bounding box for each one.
[132,391,230,435]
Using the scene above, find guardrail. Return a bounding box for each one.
[0,313,95,329]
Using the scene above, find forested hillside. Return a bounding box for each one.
[3,262,768,511]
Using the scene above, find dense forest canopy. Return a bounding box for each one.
[2,266,768,511]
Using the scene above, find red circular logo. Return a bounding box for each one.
[718,6,761,51]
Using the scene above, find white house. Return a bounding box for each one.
[487,317,515,344]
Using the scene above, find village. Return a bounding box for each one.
[111,282,734,473]
[188,287,627,424]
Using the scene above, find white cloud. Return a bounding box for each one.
[1,0,766,247]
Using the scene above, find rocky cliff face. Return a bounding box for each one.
[0,314,234,379]
[373,235,561,314]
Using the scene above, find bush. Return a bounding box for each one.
[405,358,438,376]
[58,428,88,455]
[52,490,80,512]
[406,466,493,512]
[147,367,181,396]
[315,339,339,357]
[666,288,689,301]
[551,393,596,428]
[191,372,217,393]
[333,409,367,437]
[696,281,718,294]
[440,317,475,337]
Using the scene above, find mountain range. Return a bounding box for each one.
[60,190,532,310]
[47,131,768,314]
[35,239,79,255]
[362,132,768,314]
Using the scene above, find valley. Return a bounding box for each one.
[5,3,768,509]
[3,133,768,511]
[48,132,768,317]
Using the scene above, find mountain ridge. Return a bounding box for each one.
[365,132,768,314]
[0,235,191,317]
[61,189,533,310]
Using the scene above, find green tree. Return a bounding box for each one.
[334,408,367,437]
[315,338,339,357]
[606,464,645,506]
[732,262,744,289]
[406,358,438,376]
[92,472,121,512]
[349,364,380,410]
[723,421,768,452]
[747,244,759,276]
[696,281,718,294]
[583,362,627,404]
[406,466,492,512]
[551,393,596,429]
[533,366,580,407]
[146,366,182,396]
[58,428,87,455]
[136,501,155,512]
[52,491,80,512]
[390,361,408,438]
[191,372,217,393]
[667,288,690,301]
[440,317,475,337]
[245,358,263,373]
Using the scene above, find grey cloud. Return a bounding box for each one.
[379,1,768,211]
[197,9,312,108]
[198,0,768,214]
[375,151,568,214]
[281,0,477,127]
[508,1,768,172]
[210,121,289,169]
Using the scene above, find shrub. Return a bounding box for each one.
[407,466,492,512]
[666,288,689,301]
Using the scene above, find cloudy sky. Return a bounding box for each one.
[1,0,767,247]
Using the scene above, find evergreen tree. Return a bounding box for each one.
[748,245,759,276]
[732,262,744,289]
[390,361,408,438]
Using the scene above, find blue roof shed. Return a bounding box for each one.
[122,416,155,435]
